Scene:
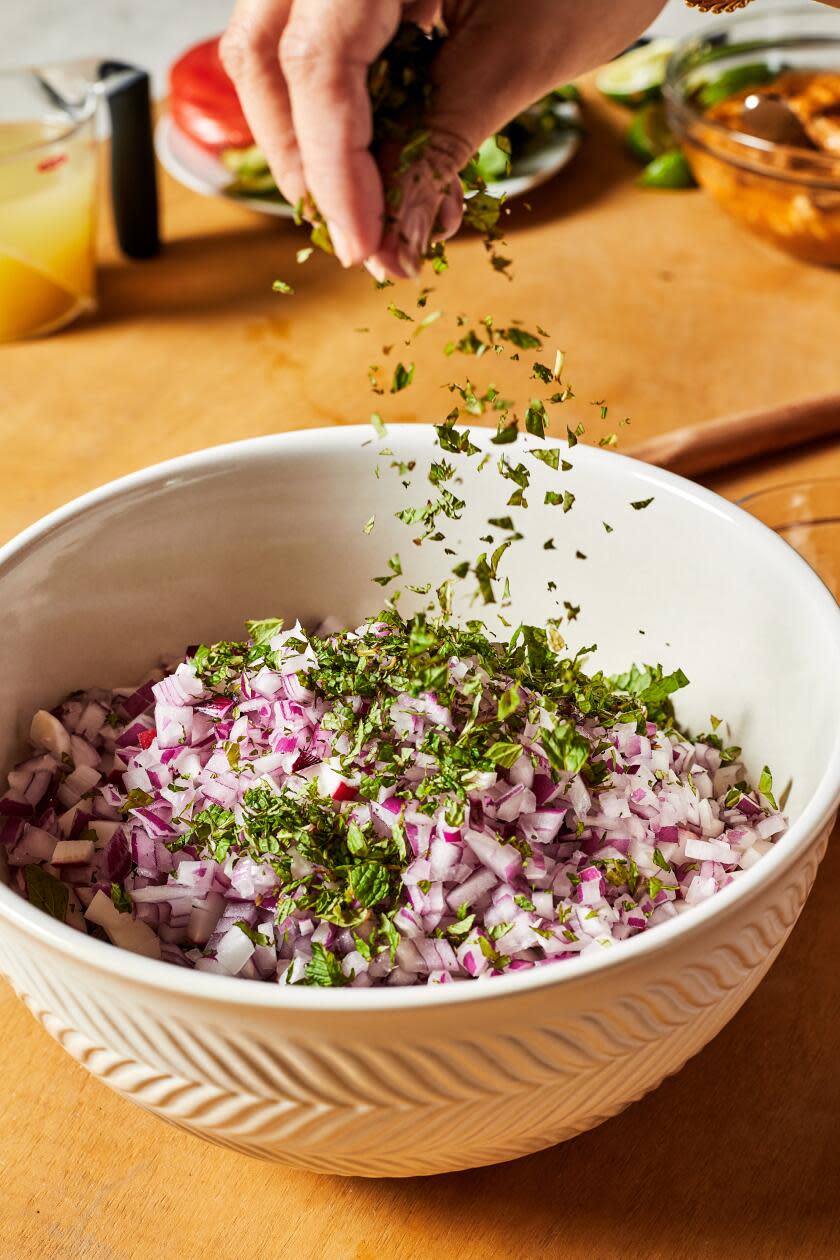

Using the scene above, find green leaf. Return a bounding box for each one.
[758,765,777,809]
[496,686,521,722]
[302,942,349,987]
[363,515,376,535]
[525,400,547,439]
[24,865,69,923]
[652,847,670,871]
[236,920,272,947]
[491,419,519,446]
[532,448,560,470]
[346,820,368,856]
[631,497,655,510]
[499,326,542,350]
[391,361,415,392]
[379,913,401,964]
[414,309,442,334]
[541,720,589,776]
[349,861,391,908]
[110,882,132,914]
[639,668,689,705]
[272,279,294,295]
[446,913,476,938]
[387,302,414,321]
[478,934,509,969]
[245,617,284,646]
[487,740,523,768]
[371,411,387,439]
[123,788,153,810]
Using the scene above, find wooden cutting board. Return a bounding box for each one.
[0,83,838,1260]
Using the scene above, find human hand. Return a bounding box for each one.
[221,0,665,278]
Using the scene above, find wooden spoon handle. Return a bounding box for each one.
[626,395,840,478]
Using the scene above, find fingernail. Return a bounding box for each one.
[402,207,431,256]
[329,223,354,268]
[437,182,464,239]
[397,245,422,280]
[364,257,387,283]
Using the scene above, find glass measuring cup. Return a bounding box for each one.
[0,60,158,343]
[739,478,840,600]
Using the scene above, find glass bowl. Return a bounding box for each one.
[739,477,840,598]
[665,8,840,265]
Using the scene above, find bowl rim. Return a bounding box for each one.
[1,425,839,1012]
[663,5,840,185]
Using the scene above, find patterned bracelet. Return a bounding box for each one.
[685,0,754,10]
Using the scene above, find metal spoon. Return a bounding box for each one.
[740,93,814,148]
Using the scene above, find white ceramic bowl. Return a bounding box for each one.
[1,426,838,1178]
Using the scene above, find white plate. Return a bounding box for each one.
[154,114,296,218]
[154,101,582,217]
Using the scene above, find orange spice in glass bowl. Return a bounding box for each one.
[665,8,840,265]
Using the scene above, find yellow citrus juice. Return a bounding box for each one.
[0,120,96,341]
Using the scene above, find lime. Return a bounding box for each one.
[626,101,676,163]
[595,39,675,107]
[637,150,696,189]
[697,62,777,109]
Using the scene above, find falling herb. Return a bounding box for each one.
[391,362,415,393]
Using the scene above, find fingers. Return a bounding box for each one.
[370,136,473,279]
[220,0,306,208]
[280,0,402,265]
[372,0,668,278]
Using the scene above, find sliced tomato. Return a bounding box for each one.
[169,35,253,154]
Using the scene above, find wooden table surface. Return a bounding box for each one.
[1,86,838,1260]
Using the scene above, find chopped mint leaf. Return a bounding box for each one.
[349,860,391,908]
[525,400,547,439]
[379,913,400,964]
[111,882,132,914]
[371,412,387,439]
[391,361,415,392]
[487,740,523,768]
[541,719,589,776]
[236,920,272,947]
[631,497,655,510]
[25,866,69,922]
[123,788,153,811]
[758,765,777,809]
[302,942,349,987]
[496,686,521,721]
[246,617,283,645]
